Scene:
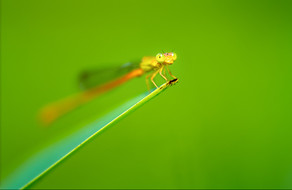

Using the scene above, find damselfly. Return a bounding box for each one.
[40,52,178,125]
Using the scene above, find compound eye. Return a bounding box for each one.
[156,53,166,63]
[172,53,177,61]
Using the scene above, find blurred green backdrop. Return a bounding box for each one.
[1,0,292,189]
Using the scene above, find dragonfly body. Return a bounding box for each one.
[40,52,177,125]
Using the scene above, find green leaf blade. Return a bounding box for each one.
[1,79,178,189]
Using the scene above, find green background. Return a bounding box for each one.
[1,0,292,189]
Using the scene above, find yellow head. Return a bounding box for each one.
[156,52,177,65]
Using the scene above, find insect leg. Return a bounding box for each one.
[159,66,168,81]
[151,69,160,88]
[145,72,153,92]
[166,64,176,78]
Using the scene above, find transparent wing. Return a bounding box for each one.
[79,61,140,90]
